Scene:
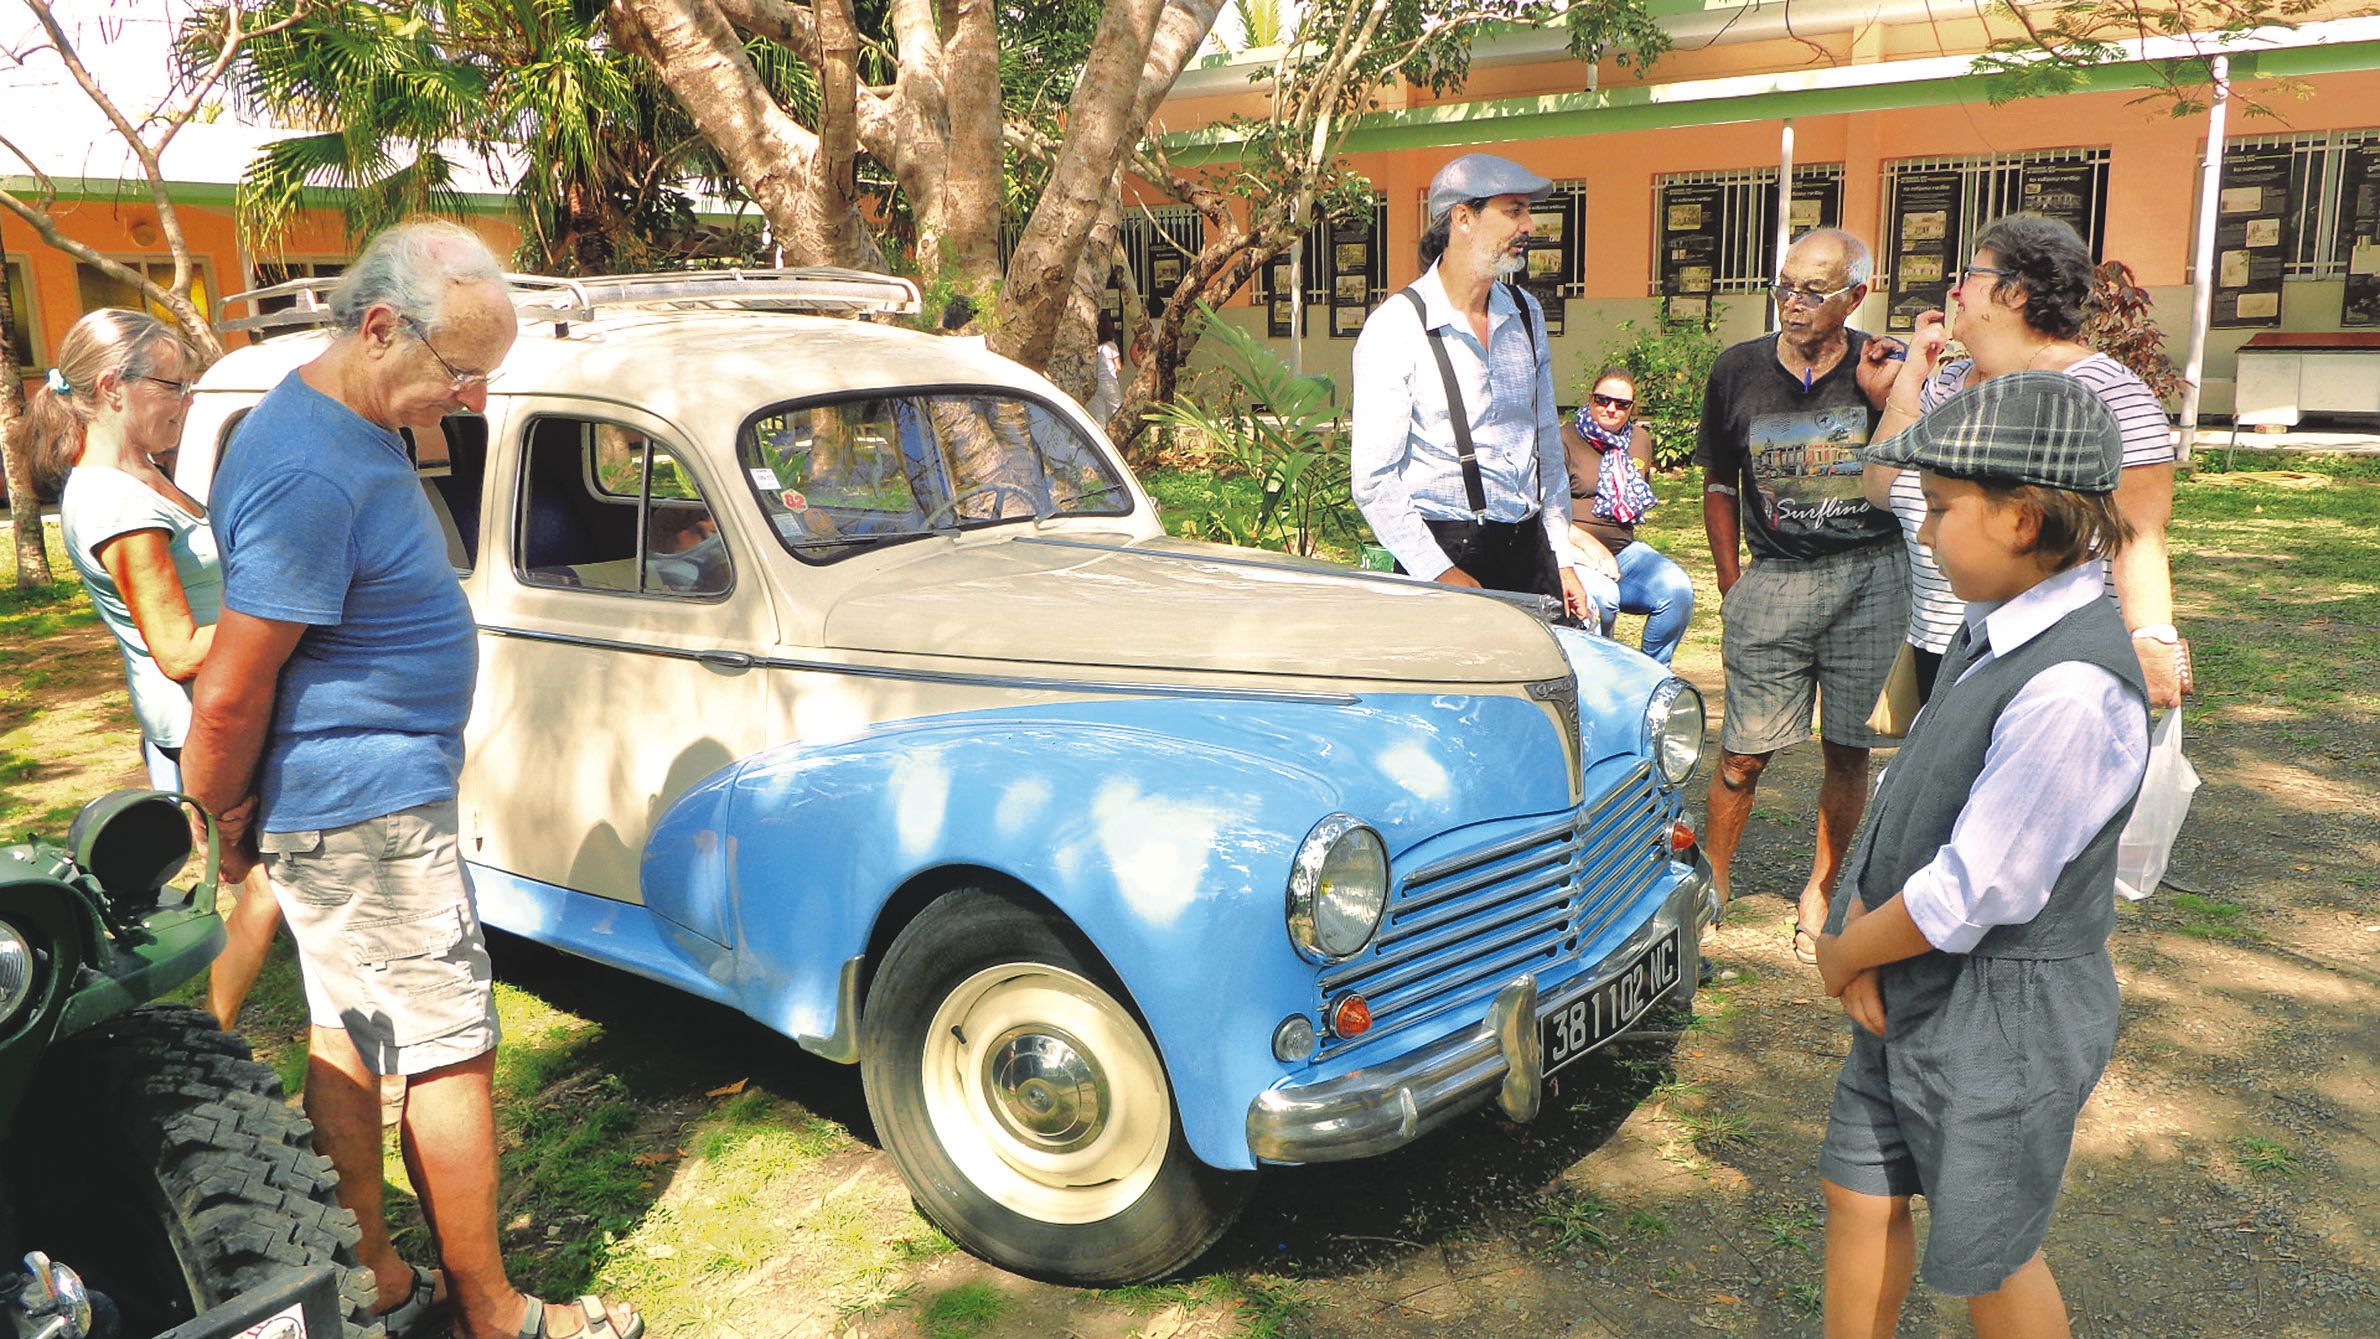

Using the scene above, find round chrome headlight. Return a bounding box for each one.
[1645,678,1707,787]
[1285,815,1389,964]
[0,920,38,1029]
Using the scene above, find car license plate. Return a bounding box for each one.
[1540,932,1682,1077]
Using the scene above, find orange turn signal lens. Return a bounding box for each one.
[1671,821,1697,853]
[1329,993,1372,1038]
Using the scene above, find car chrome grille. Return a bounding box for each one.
[1315,764,1676,1059]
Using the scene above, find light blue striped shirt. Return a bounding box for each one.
[1350,266,1573,579]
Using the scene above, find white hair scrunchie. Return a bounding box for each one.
[46,366,72,395]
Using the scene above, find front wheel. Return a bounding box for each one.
[859,888,1253,1284]
[2,1005,378,1337]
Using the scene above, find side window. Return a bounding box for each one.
[402,415,487,574]
[516,417,730,598]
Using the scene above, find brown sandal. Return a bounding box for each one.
[515,1296,643,1339]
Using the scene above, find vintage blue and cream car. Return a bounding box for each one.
[182,270,1716,1285]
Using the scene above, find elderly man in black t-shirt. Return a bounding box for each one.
[1696,228,1907,965]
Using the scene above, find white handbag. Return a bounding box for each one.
[2114,707,2201,901]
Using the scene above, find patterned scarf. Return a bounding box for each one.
[1573,408,1658,524]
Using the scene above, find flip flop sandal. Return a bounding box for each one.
[517,1296,645,1339]
[1793,922,1820,966]
[374,1266,444,1339]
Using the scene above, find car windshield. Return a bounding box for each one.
[740,390,1132,561]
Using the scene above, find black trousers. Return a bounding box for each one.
[1912,646,1945,706]
[1399,515,1566,603]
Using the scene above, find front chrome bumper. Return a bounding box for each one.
[1245,852,1715,1165]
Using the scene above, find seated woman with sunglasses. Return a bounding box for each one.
[1863,214,2185,708]
[27,308,282,1031]
[1563,369,1696,664]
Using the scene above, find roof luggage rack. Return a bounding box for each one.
[218,266,923,336]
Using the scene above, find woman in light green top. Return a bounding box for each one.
[27,308,279,1031]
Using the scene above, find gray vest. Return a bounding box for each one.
[1844,596,2148,960]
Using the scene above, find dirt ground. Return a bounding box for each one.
[5,502,2377,1338]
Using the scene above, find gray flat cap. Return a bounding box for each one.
[1867,371,2123,493]
[1427,153,1553,221]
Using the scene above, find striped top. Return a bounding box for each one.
[1888,353,2173,653]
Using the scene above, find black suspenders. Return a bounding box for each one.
[1398,282,1540,520]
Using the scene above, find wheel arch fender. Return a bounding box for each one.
[714,714,1352,1170]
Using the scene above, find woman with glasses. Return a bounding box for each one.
[1864,214,2185,707]
[27,307,281,1030]
[1563,368,1696,663]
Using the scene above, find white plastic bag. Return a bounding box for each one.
[2115,707,2201,901]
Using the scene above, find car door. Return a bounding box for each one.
[461,400,777,933]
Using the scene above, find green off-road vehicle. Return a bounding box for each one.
[1,791,375,1339]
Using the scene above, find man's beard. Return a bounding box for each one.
[1494,251,1527,279]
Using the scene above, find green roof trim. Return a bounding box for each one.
[1161,39,2380,163]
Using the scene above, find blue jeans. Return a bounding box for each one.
[1578,540,1696,664]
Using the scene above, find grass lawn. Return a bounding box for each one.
[3,451,2374,1336]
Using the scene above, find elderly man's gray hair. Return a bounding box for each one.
[330,220,506,335]
[1787,227,1874,288]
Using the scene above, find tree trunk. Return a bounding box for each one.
[990,0,1166,370]
[940,0,1004,289]
[609,0,839,263]
[0,259,48,586]
[810,0,874,267]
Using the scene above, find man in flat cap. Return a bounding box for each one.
[1351,152,1590,620]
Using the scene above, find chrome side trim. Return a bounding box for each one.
[795,955,865,1064]
[475,624,1362,705]
[1245,854,1713,1165]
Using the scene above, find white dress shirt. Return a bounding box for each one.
[1898,561,2152,953]
[1350,265,1573,580]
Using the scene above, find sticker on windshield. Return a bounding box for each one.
[780,489,809,512]
[747,467,780,491]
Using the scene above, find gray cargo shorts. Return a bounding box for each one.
[259,799,500,1077]
[1719,540,1909,754]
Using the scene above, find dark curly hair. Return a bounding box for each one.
[1419,196,1492,269]
[1971,213,2094,340]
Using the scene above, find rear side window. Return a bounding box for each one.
[741,390,1130,562]
[515,417,730,598]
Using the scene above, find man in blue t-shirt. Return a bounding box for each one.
[184,222,641,1339]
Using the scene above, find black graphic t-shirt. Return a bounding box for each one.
[1693,330,1899,561]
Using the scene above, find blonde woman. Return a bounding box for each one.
[27,308,280,1030]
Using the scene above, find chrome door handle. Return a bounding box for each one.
[694,650,754,671]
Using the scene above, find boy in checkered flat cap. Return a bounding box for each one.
[1812,371,2150,1336]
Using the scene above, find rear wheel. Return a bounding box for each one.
[2,1005,378,1337]
[859,889,1253,1284]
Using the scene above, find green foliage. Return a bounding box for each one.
[1143,306,1357,558]
[1587,310,1725,470]
[201,0,784,272]
[2085,259,2187,404]
[1970,0,2322,118]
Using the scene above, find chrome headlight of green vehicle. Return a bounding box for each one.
[1645,678,1706,787]
[1285,815,1389,963]
[0,919,38,1029]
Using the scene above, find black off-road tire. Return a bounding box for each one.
[3,1005,380,1338]
[860,888,1255,1286]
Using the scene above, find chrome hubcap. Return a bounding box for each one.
[983,1027,1107,1152]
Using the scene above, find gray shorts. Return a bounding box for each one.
[1817,951,2119,1297]
[259,799,501,1077]
[1718,541,1909,754]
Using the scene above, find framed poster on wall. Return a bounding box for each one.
[2340,139,2380,327]
[1327,211,1377,340]
[1886,170,1962,332]
[2018,160,2103,250]
[1658,181,1722,328]
[2211,143,2292,327]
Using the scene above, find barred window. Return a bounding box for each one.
[1650,165,1844,297]
[2209,129,2379,280]
[1119,203,1204,316]
[1879,149,2110,332]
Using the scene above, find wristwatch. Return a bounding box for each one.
[2130,624,2180,645]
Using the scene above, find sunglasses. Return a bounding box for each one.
[133,374,198,398]
[1590,392,1634,411]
